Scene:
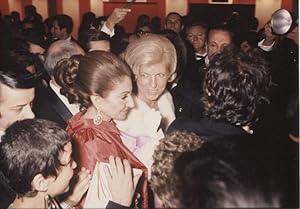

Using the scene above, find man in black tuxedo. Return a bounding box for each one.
[33,40,84,128]
[173,24,234,120]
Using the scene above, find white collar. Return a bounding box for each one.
[0,130,5,143]
[205,56,210,66]
[49,80,80,115]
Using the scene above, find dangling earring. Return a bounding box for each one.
[93,108,102,125]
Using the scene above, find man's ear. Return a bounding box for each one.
[32,174,50,192]
[168,72,177,82]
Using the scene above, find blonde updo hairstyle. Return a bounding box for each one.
[122,34,177,83]
[54,50,132,110]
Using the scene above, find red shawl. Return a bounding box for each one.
[67,111,148,208]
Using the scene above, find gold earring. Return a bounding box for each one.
[93,108,102,125]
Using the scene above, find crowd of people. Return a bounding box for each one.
[0,4,298,209]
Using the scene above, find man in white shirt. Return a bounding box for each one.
[257,21,278,52]
[52,8,130,42]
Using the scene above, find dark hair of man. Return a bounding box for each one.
[166,12,183,23]
[207,24,234,43]
[174,137,281,208]
[185,21,208,37]
[0,119,70,197]
[24,5,37,16]
[54,14,73,34]
[0,68,37,90]
[201,45,271,127]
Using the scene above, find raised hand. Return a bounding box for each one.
[104,156,141,207]
[105,8,131,32]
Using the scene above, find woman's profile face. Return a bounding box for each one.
[99,76,134,121]
[135,62,170,106]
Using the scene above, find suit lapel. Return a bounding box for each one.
[46,86,73,123]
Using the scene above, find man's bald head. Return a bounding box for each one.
[44,40,84,77]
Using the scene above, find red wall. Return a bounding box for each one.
[0,1,10,15]
[79,0,90,22]
[104,0,257,33]
[103,0,165,33]
[56,0,63,14]
[188,0,255,4]
[281,0,293,10]
[233,0,255,4]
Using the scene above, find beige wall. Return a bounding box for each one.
[90,0,103,17]
[255,0,281,29]
[166,0,188,16]
[8,0,48,21]
[165,0,283,31]
[62,0,80,38]
[8,0,23,19]
[32,0,48,21]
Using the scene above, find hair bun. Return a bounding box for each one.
[53,55,83,105]
[54,55,81,88]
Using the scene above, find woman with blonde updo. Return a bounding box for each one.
[54,50,148,208]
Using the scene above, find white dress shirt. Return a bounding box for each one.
[49,80,80,115]
[258,39,275,52]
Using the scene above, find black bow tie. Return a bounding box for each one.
[195,54,205,60]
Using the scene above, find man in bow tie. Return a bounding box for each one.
[185,22,208,62]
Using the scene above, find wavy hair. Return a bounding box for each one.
[150,130,203,208]
[54,51,132,110]
[122,34,177,78]
[201,45,271,127]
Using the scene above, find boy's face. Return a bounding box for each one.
[47,142,77,196]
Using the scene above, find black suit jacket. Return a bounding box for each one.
[33,80,73,128]
[172,57,207,120]
[0,172,15,209]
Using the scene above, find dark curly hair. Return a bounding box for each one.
[54,51,132,110]
[174,137,281,208]
[151,130,203,207]
[201,45,271,127]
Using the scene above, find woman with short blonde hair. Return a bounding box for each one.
[116,34,177,172]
